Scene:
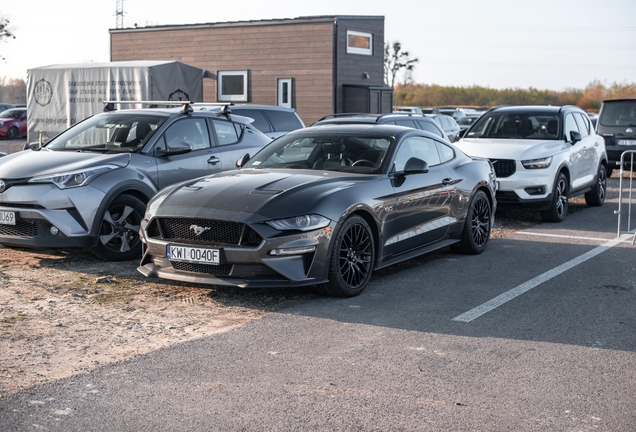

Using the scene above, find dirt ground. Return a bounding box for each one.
[0,138,619,397]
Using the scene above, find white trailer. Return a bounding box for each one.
[26,60,203,143]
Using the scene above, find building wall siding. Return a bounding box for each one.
[111,22,335,124]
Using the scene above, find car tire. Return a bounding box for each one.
[450,190,492,254]
[606,166,614,178]
[92,194,146,261]
[540,172,569,223]
[585,164,606,207]
[7,127,18,139]
[317,215,375,298]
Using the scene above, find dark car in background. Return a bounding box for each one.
[596,99,636,176]
[0,103,17,113]
[457,112,485,132]
[214,105,305,139]
[312,113,449,142]
[425,113,461,142]
[138,123,496,297]
[0,108,27,139]
[0,103,271,261]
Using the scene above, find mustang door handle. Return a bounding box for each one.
[442,178,453,185]
[207,156,220,165]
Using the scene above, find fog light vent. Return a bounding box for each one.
[524,186,546,196]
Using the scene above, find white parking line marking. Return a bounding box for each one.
[452,233,632,323]
[517,231,611,242]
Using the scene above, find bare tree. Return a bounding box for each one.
[1,16,16,61]
[384,41,418,87]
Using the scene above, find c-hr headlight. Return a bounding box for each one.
[28,165,119,189]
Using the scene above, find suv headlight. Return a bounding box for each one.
[522,157,552,169]
[266,214,331,231]
[28,164,119,189]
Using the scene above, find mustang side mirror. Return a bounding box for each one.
[403,157,429,174]
[570,131,582,144]
[236,153,250,168]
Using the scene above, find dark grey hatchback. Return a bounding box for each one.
[138,123,497,297]
[596,98,636,176]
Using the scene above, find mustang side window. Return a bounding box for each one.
[394,136,441,171]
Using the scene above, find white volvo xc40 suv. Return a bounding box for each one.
[454,105,607,222]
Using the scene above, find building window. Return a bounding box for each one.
[277,78,292,108]
[217,70,248,102]
[347,30,373,56]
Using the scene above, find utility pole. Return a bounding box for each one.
[115,0,124,29]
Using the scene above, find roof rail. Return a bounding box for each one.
[380,112,423,119]
[102,101,234,117]
[316,113,378,122]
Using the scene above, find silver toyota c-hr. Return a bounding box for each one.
[0,104,271,260]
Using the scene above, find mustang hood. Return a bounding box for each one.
[0,150,131,179]
[153,169,376,219]
[455,138,566,161]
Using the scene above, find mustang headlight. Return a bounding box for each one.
[28,164,119,189]
[266,214,331,232]
[521,157,552,169]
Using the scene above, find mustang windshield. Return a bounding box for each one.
[245,133,392,174]
[467,112,561,140]
[45,113,167,152]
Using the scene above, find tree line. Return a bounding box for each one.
[393,80,636,112]
[0,77,26,104]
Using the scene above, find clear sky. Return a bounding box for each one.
[1,0,634,91]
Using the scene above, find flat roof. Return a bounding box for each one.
[109,15,384,33]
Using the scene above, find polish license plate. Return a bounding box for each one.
[167,245,220,265]
[618,139,636,146]
[0,210,16,225]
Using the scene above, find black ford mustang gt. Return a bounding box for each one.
[138,124,497,297]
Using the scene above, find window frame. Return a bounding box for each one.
[277,78,293,108]
[346,30,373,56]
[217,70,249,102]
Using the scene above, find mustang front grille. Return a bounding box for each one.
[490,159,516,178]
[171,262,233,276]
[148,218,263,246]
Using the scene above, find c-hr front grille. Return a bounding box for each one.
[0,220,49,237]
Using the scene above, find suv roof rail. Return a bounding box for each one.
[381,112,423,119]
[102,100,234,117]
[316,113,378,122]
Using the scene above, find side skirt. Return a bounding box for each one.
[375,238,459,270]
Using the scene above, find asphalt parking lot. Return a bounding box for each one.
[0,139,634,430]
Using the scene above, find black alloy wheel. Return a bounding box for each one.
[92,194,146,261]
[585,164,606,207]
[451,190,492,254]
[541,172,569,222]
[318,215,375,297]
[7,127,18,139]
